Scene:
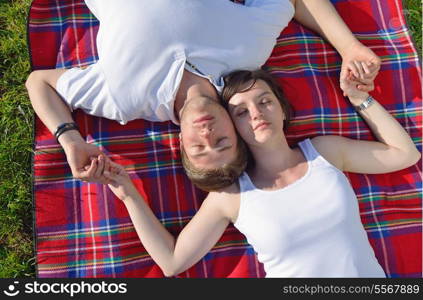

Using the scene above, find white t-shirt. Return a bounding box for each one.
[56,0,294,125]
[234,139,386,278]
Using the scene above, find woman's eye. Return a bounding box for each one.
[236,110,247,117]
[261,98,271,105]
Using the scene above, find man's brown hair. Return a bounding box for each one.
[180,135,249,192]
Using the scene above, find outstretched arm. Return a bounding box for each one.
[293,0,357,57]
[292,0,381,93]
[26,69,109,183]
[103,162,232,277]
[312,63,421,174]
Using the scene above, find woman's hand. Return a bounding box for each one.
[340,42,381,95]
[340,63,370,105]
[103,161,139,201]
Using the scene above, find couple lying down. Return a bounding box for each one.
[25,0,420,277]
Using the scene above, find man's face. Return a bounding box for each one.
[179,96,238,169]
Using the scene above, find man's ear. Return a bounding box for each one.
[179,132,183,147]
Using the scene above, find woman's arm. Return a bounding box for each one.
[26,69,108,183]
[312,63,421,174]
[103,162,233,277]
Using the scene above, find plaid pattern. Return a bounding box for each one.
[29,0,422,278]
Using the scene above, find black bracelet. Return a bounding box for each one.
[54,122,79,141]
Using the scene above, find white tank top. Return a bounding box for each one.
[234,139,386,277]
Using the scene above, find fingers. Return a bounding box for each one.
[103,165,121,185]
[84,157,98,179]
[361,61,370,75]
[341,70,367,96]
[101,156,114,185]
[94,155,105,178]
[353,61,366,80]
[103,156,110,174]
[342,56,379,96]
[77,154,112,184]
[363,62,379,78]
[346,68,376,92]
[346,60,379,80]
[74,152,126,185]
[346,61,360,78]
[95,155,115,184]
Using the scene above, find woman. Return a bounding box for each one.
[92,67,420,277]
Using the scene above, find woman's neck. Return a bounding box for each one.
[249,137,300,178]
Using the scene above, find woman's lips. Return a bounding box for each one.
[254,122,270,131]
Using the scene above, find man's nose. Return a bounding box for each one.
[199,126,213,138]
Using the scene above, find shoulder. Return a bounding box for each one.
[310,135,344,149]
[310,136,347,170]
[204,183,241,224]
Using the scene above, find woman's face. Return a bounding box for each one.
[227,80,285,147]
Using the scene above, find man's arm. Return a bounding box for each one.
[291,0,381,91]
[26,69,78,143]
[26,69,107,182]
[292,0,358,58]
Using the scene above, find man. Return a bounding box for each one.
[26,0,380,184]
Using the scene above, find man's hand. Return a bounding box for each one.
[340,42,381,96]
[63,140,111,184]
[340,64,370,106]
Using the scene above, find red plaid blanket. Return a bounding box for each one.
[29,0,422,277]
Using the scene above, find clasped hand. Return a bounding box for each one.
[64,140,137,200]
[340,42,381,95]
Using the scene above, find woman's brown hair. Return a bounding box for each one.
[222,69,292,129]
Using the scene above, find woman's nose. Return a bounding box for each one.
[250,106,263,120]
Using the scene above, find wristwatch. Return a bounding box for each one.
[355,95,375,111]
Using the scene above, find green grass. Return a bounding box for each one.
[404,0,422,54]
[0,0,421,278]
[0,0,35,277]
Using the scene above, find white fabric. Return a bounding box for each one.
[56,0,295,125]
[234,139,386,278]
